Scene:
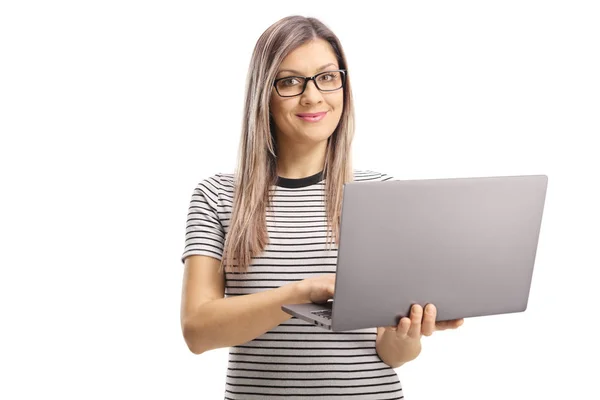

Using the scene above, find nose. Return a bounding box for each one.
[301,79,323,104]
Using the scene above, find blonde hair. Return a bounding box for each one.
[220,15,355,274]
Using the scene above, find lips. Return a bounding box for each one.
[296,111,328,122]
[296,112,327,117]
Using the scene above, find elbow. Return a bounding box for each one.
[380,356,404,369]
[185,339,204,355]
[376,344,406,369]
[380,355,405,369]
[182,321,206,355]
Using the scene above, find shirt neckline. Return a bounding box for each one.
[275,170,325,188]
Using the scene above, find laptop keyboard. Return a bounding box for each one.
[311,309,332,320]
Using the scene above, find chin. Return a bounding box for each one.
[307,131,335,143]
[278,123,336,144]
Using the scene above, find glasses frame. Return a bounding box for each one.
[273,69,347,97]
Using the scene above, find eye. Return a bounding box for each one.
[279,77,302,87]
[318,72,339,82]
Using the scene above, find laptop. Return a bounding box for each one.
[281,174,548,332]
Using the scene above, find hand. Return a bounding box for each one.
[384,304,464,336]
[376,304,464,366]
[295,273,336,304]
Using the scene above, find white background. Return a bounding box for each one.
[1,1,599,399]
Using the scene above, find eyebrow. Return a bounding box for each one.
[277,63,338,76]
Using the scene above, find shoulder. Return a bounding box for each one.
[192,172,235,203]
[352,169,395,182]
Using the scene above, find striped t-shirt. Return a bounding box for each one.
[181,169,403,400]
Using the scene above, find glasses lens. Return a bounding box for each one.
[275,71,344,96]
[315,71,344,91]
[276,76,306,97]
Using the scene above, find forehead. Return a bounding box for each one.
[278,39,338,74]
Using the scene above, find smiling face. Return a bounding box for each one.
[269,38,344,147]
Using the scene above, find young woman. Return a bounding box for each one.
[180,15,463,399]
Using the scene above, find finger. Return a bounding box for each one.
[435,318,464,331]
[407,304,423,339]
[421,304,437,336]
[453,318,464,328]
[434,321,449,331]
[397,317,410,337]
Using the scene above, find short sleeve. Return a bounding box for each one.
[379,172,395,181]
[181,174,226,264]
[353,169,396,183]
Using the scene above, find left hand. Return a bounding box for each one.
[377,304,464,363]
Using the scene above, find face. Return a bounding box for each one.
[269,38,344,146]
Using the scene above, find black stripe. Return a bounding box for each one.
[226,372,397,381]
[269,232,331,237]
[225,388,402,397]
[229,352,377,358]
[184,232,224,242]
[235,345,375,351]
[184,242,222,252]
[183,248,221,258]
[232,269,335,273]
[226,396,402,400]
[250,248,335,254]
[227,278,317,282]
[196,183,218,199]
[228,360,384,366]
[226,380,399,389]
[264,241,337,246]
[251,256,337,260]
[263,330,375,335]
[221,197,327,203]
[248,338,375,342]
[220,223,330,229]
[228,366,390,374]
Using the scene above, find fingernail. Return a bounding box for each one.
[427,305,435,314]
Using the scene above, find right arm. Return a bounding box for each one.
[180,255,322,355]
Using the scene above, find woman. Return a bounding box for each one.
[180,15,463,399]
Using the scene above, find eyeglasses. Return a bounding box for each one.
[273,69,346,97]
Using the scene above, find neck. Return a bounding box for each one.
[275,137,328,179]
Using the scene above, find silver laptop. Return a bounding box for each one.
[282,174,548,332]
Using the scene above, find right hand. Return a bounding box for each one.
[296,273,336,304]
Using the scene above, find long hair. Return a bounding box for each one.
[220,15,355,274]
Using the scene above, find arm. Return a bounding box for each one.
[180,255,309,355]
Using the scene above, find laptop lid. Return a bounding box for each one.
[330,174,548,332]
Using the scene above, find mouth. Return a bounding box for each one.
[296,111,327,122]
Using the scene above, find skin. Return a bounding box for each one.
[269,38,343,179]
[376,304,464,368]
[269,38,465,368]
